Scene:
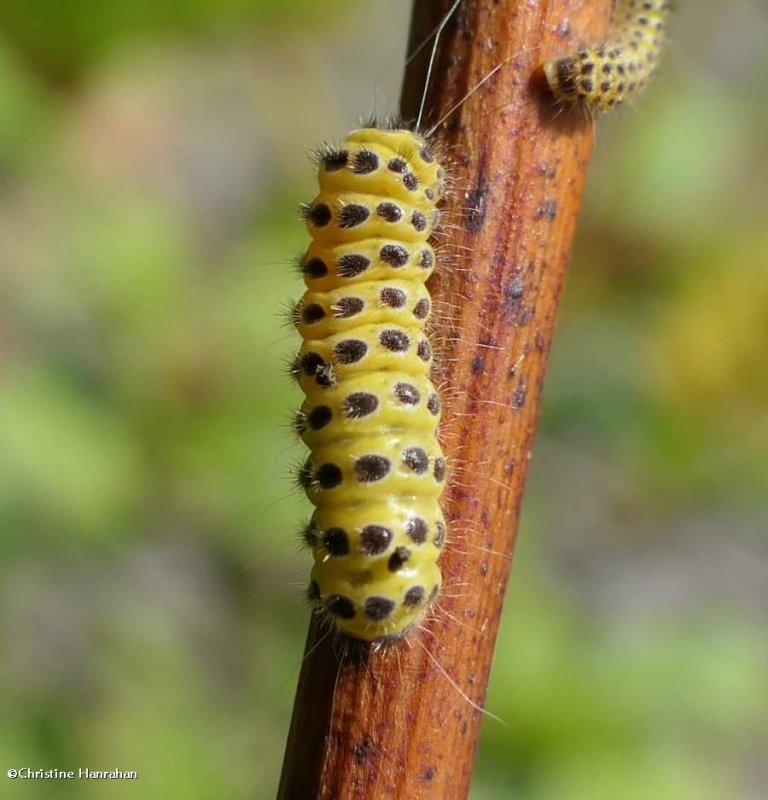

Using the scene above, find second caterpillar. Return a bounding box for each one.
[544,0,671,110]
[293,126,448,642]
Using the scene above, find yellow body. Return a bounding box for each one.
[543,0,670,110]
[294,128,446,640]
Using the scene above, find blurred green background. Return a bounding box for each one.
[1,1,766,798]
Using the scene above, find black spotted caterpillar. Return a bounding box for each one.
[544,0,670,109]
[293,127,447,641]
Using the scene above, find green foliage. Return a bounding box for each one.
[0,36,52,165]
[0,0,341,83]
[0,368,147,548]
[477,553,768,799]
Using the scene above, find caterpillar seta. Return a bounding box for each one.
[544,0,671,110]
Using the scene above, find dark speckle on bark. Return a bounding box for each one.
[534,199,557,221]
[464,154,489,232]
[353,739,371,765]
[506,277,524,308]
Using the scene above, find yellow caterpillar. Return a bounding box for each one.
[293,127,447,641]
[544,0,670,110]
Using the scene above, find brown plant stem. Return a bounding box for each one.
[277,1,611,798]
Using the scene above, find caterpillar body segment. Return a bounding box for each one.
[294,128,447,641]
